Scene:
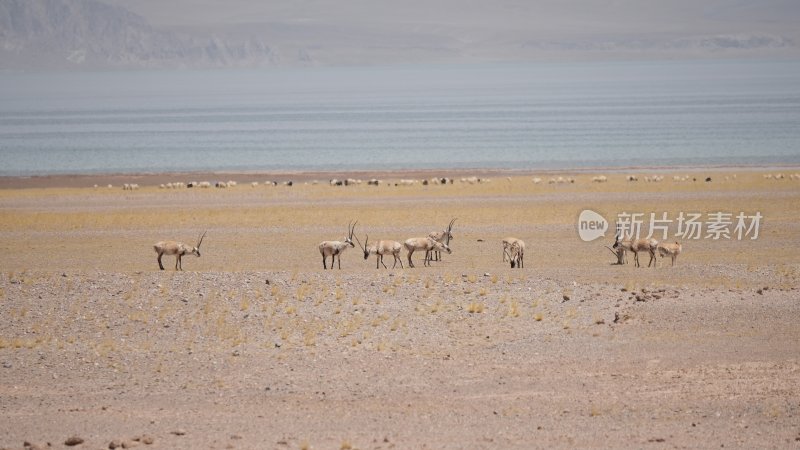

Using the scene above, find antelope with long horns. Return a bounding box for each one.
[502,237,522,263]
[605,240,627,265]
[404,237,451,268]
[357,234,404,269]
[605,222,628,265]
[318,221,357,269]
[507,239,525,268]
[428,218,456,261]
[154,231,206,271]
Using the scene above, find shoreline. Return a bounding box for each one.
[2,163,799,190]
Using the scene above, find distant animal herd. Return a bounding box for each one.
[100,171,800,192]
[138,171,799,270]
[151,218,680,272]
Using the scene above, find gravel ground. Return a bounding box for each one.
[1,270,799,449]
[1,170,799,449]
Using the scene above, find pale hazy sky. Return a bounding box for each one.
[108,0,799,38]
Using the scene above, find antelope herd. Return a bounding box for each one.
[153,219,683,271]
[141,170,800,270]
[83,171,799,270]
[606,223,683,268]
[143,167,791,270]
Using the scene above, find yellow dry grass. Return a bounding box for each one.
[0,171,798,286]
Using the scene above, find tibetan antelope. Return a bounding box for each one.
[154,231,206,271]
[357,234,404,269]
[657,241,682,267]
[605,243,627,265]
[507,240,525,268]
[502,237,522,263]
[613,233,658,268]
[318,221,357,270]
[604,236,627,265]
[404,237,451,268]
[428,218,456,261]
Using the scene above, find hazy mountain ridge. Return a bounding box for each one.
[1,0,797,70]
[0,0,280,69]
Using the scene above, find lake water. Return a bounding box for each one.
[1,60,799,175]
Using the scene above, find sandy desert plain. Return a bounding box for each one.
[0,168,799,450]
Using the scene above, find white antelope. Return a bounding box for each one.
[427,218,456,261]
[507,240,525,268]
[613,233,658,268]
[154,231,206,271]
[657,241,682,267]
[404,237,451,268]
[502,237,522,262]
[357,234,404,269]
[318,221,357,270]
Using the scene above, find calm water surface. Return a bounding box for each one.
[1,60,799,175]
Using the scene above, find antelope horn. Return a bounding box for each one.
[350,220,358,239]
[448,218,456,231]
[197,231,207,249]
[604,245,618,257]
[613,221,623,240]
[354,233,365,252]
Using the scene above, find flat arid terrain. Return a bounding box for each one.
[1,169,799,449]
